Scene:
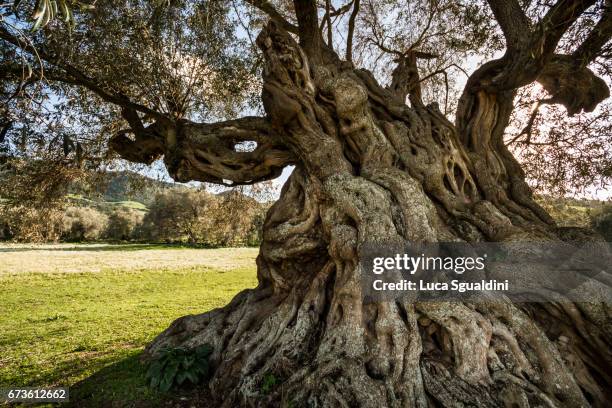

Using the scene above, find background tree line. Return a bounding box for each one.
[2,188,610,243]
[0,170,270,246]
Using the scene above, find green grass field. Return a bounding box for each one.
[0,245,258,407]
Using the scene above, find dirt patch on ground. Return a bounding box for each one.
[0,244,258,275]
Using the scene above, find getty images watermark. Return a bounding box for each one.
[360,241,612,303]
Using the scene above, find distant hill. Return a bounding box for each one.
[65,193,149,213]
[99,171,180,204]
[70,171,186,208]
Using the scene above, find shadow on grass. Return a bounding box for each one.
[66,351,213,408]
[66,350,161,408]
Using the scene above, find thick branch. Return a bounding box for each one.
[328,1,354,18]
[109,128,165,165]
[386,50,441,107]
[324,0,333,48]
[388,52,423,106]
[110,116,294,186]
[486,0,531,50]
[293,0,321,60]
[244,0,298,34]
[455,0,607,227]
[471,0,597,94]
[537,55,610,115]
[573,4,612,65]
[109,108,169,164]
[539,0,598,55]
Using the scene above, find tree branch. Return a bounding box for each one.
[388,52,422,105]
[386,51,447,106]
[538,0,598,55]
[244,0,298,34]
[465,0,599,95]
[506,98,556,146]
[170,117,294,185]
[346,0,360,62]
[407,2,439,52]
[573,4,612,65]
[456,0,606,224]
[537,54,609,115]
[486,0,531,51]
[533,2,611,114]
[324,0,333,48]
[2,18,296,187]
[293,0,321,59]
[111,116,294,186]
[0,25,165,120]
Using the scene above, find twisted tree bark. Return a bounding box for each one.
[136,12,611,407]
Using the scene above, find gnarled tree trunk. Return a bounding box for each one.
[141,15,611,407]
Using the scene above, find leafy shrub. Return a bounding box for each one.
[213,190,268,247]
[105,208,144,240]
[0,214,11,240]
[146,344,213,392]
[138,189,220,244]
[137,188,269,246]
[61,207,108,241]
[0,205,64,242]
[591,206,612,241]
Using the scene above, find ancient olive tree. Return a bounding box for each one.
[1,0,611,406]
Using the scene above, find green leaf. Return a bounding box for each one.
[182,355,195,369]
[184,370,199,384]
[162,360,180,388]
[149,374,160,389]
[159,376,172,392]
[146,361,162,380]
[146,345,214,391]
[176,371,188,385]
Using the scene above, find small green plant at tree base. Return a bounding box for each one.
[261,373,278,395]
[145,344,213,392]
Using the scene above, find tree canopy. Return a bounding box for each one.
[0,0,610,197]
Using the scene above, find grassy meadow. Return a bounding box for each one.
[0,244,258,407]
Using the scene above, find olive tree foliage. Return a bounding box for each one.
[0,158,87,240]
[1,0,260,206]
[591,204,612,239]
[216,188,269,246]
[509,83,612,195]
[1,1,608,196]
[1,0,612,407]
[0,204,64,241]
